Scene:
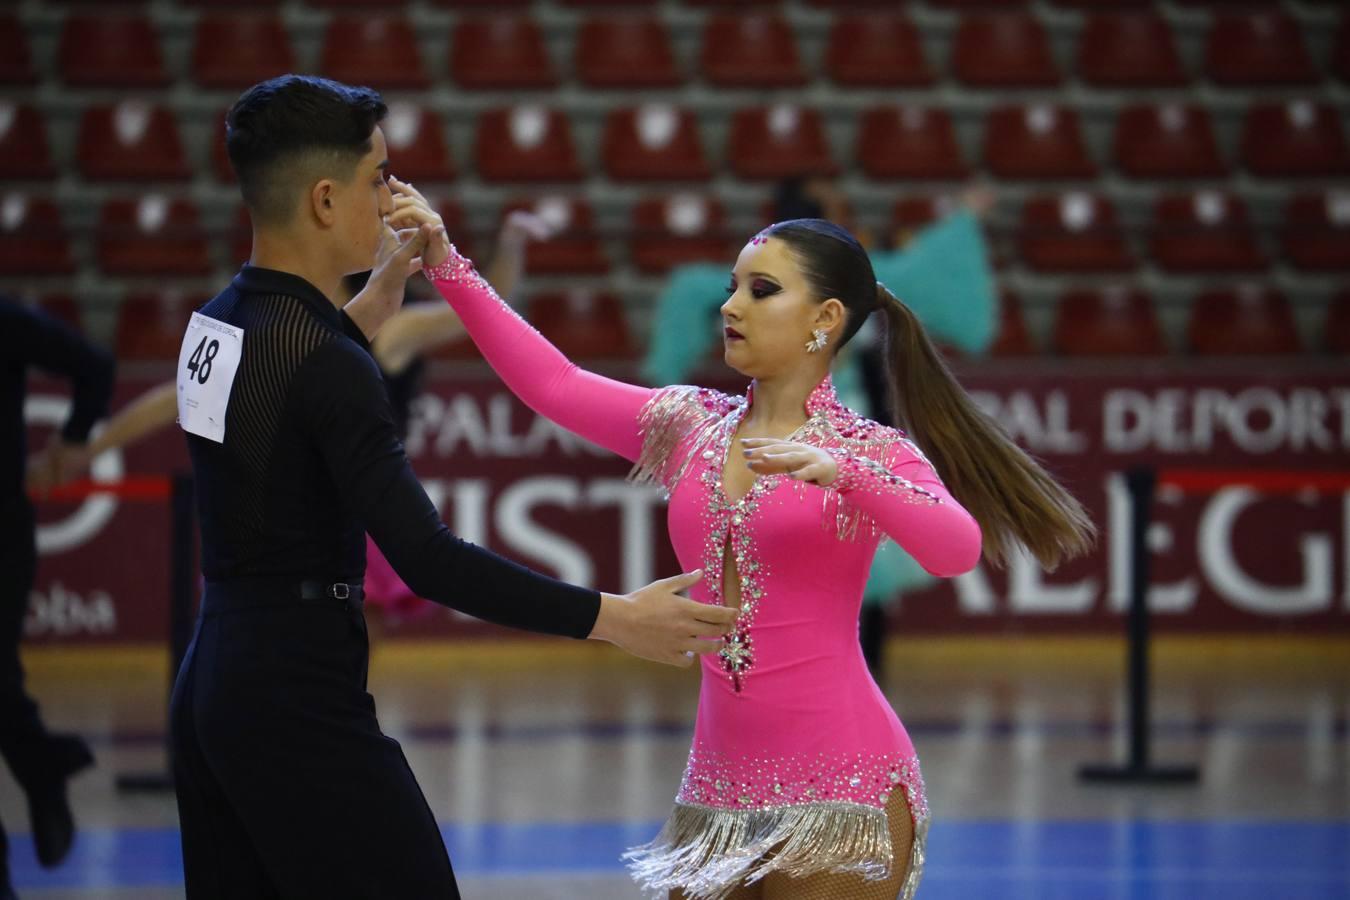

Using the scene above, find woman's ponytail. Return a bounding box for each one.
[875,283,1095,570]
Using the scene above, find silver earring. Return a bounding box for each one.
[806,328,828,353]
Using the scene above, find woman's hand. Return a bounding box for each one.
[387,176,452,268]
[741,438,839,486]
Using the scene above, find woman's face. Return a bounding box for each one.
[720,236,841,380]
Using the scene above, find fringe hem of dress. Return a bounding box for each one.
[624,800,929,900]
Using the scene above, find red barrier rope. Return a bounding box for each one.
[30,476,173,503]
[1156,469,1350,496]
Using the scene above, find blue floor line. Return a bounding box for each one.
[11,819,1350,894]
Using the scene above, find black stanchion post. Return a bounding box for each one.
[117,473,194,793]
[1079,466,1199,785]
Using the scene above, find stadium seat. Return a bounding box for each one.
[1334,15,1350,82]
[306,0,410,6]
[77,103,190,182]
[989,289,1036,356]
[630,194,736,274]
[826,14,933,87]
[320,16,429,90]
[1113,104,1226,179]
[0,15,35,84]
[97,196,212,276]
[382,104,455,182]
[59,14,167,87]
[475,107,582,183]
[529,290,636,360]
[891,195,961,245]
[116,292,204,361]
[211,109,235,183]
[576,16,680,88]
[500,197,608,275]
[1078,13,1187,87]
[1050,0,1152,7]
[1019,193,1133,272]
[1186,286,1301,355]
[451,15,556,89]
[601,105,710,182]
[1281,191,1350,271]
[182,0,282,6]
[191,14,294,88]
[984,105,1096,179]
[858,107,968,180]
[701,14,805,87]
[1149,191,1266,273]
[727,106,836,180]
[1053,287,1165,356]
[686,0,782,7]
[0,195,71,275]
[0,103,56,180]
[952,14,1059,87]
[564,0,658,5]
[1205,10,1317,85]
[1240,101,1350,177]
[1326,290,1350,354]
[928,0,1030,8]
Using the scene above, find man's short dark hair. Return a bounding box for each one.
[226,75,388,226]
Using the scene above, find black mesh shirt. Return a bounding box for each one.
[187,266,600,639]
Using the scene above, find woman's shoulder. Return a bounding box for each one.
[818,404,932,469]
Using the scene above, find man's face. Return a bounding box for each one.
[329,125,393,275]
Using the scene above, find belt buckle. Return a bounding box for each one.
[330,582,351,601]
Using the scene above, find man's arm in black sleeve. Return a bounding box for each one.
[0,302,115,442]
[296,338,602,639]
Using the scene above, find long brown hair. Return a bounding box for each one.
[766,218,1096,570]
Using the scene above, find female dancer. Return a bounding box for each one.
[401,180,1095,899]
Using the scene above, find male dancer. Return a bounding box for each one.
[171,75,734,899]
[1,299,112,899]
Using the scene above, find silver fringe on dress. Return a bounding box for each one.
[625,800,929,900]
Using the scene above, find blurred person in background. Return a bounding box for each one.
[642,179,1000,676]
[413,174,1094,897]
[2,299,113,900]
[28,210,559,640]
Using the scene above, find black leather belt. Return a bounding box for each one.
[201,576,365,616]
[299,580,365,603]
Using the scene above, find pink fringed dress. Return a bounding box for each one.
[424,252,983,899]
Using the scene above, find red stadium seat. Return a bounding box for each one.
[1078,13,1187,87]
[182,0,281,6]
[1053,287,1165,356]
[891,195,961,245]
[576,16,680,88]
[1281,191,1350,272]
[601,105,710,182]
[211,108,234,183]
[1049,0,1153,10]
[475,107,582,183]
[1187,286,1300,355]
[451,15,555,89]
[928,0,1030,7]
[953,14,1059,87]
[1334,16,1350,82]
[701,14,805,87]
[59,14,167,87]
[529,290,635,360]
[382,104,455,182]
[0,195,71,275]
[1020,193,1133,272]
[320,16,429,89]
[1149,191,1265,273]
[0,15,35,84]
[1205,10,1317,85]
[686,0,781,7]
[727,106,836,180]
[116,292,204,361]
[1326,290,1350,354]
[306,0,410,6]
[1113,104,1225,179]
[97,196,212,276]
[1241,101,1350,177]
[989,289,1036,356]
[191,14,294,88]
[984,105,1096,179]
[563,0,658,5]
[77,103,190,182]
[859,107,967,180]
[826,14,933,87]
[0,103,56,180]
[630,194,736,274]
[501,197,608,275]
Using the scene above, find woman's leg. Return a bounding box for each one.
[759,789,916,900]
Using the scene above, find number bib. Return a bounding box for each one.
[176,312,244,444]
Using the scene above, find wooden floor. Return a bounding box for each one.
[5,636,1349,899]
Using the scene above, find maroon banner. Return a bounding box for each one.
[23,362,1350,644]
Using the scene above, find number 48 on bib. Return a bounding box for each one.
[177,312,244,444]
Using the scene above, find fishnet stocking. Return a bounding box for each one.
[667,788,917,900]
